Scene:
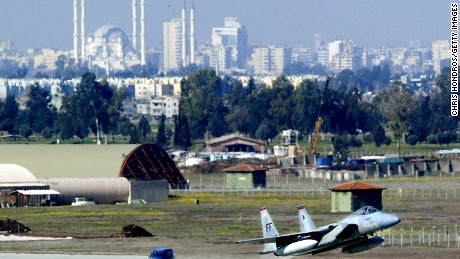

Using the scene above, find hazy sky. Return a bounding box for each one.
[0,0,452,51]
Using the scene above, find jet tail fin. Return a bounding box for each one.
[297,204,316,233]
[260,207,279,252]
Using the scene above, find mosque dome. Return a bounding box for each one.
[93,24,129,40]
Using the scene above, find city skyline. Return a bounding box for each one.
[0,0,452,51]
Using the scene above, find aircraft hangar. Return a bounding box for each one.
[0,144,184,207]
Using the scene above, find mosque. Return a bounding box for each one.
[72,0,195,74]
[85,24,141,71]
[73,0,147,73]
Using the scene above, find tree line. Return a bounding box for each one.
[0,68,457,154]
[0,72,171,147]
[176,67,458,154]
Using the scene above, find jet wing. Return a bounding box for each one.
[318,223,359,246]
[236,230,321,245]
[236,236,278,245]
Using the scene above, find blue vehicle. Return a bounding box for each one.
[148,248,174,259]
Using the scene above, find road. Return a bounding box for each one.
[0,255,146,259]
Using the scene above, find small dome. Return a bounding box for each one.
[0,164,38,183]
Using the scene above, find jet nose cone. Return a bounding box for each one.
[381,214,401,229]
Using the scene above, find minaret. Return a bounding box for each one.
[181,0,187,67]
[73,0,79,64]
[190,1,195,64]
[132,0,137,50]
[140,0,146,65]
[81,0,86,63]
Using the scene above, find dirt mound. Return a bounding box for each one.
[109,224,153,238]
[182,157,279,174]
[0,218,31,233]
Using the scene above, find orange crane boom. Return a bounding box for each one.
[309,76,331,155]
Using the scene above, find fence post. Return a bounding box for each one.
[438,229,440,247]
[410,228,413,247]
[445,225,447,243]
[400,228,404,246]
[422,226,425,244]
[419,230,422,246]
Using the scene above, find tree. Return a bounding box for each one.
[372,125,387,147]
[129,125,140,144]
[25,84,57,135]
[58,72,116,142]
[406,135,418,146]
[378,81,416,156]
[207,100,228,137]
[292,79,321,135]
[174,111,192,150]
[268,75,294,133]
[255,118,277,144]
[408,96,431,142]
[180,69,227,140]
[138,115,152,143]
[332,134,349,163]
[0,95,19,134]
[56,97,75,140]
[41,127,53,140]
[428,68,458,136]
[119,118,135,141]
[156,114,167,148]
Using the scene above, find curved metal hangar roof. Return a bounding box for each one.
[0,164,39,183]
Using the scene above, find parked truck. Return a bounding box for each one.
[71,197,96,206]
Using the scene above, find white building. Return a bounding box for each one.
[251,46,290,76]
[136,95,179,119]
[163,19,183,72]
[328,41,342,64]
[253,47,270,75]
[291,46,313,64]
[432,40,450,75]
[326,40,362,72]
[33,49,69,70]
[211,17,248,71]
[270,46,291,75]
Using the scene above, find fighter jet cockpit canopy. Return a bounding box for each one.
[352,206,378,216]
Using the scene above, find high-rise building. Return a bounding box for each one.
[326,40,362,72]
[432,40,450,75]
[291,46,313,64]
[253,47,270,75]
[211,17,248,71]
[270,46,291,75]
[163,19,183,72]
[314,33,322,53]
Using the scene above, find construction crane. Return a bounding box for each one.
[309,76,331,155]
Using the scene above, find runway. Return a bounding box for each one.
[0,255,146,259]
